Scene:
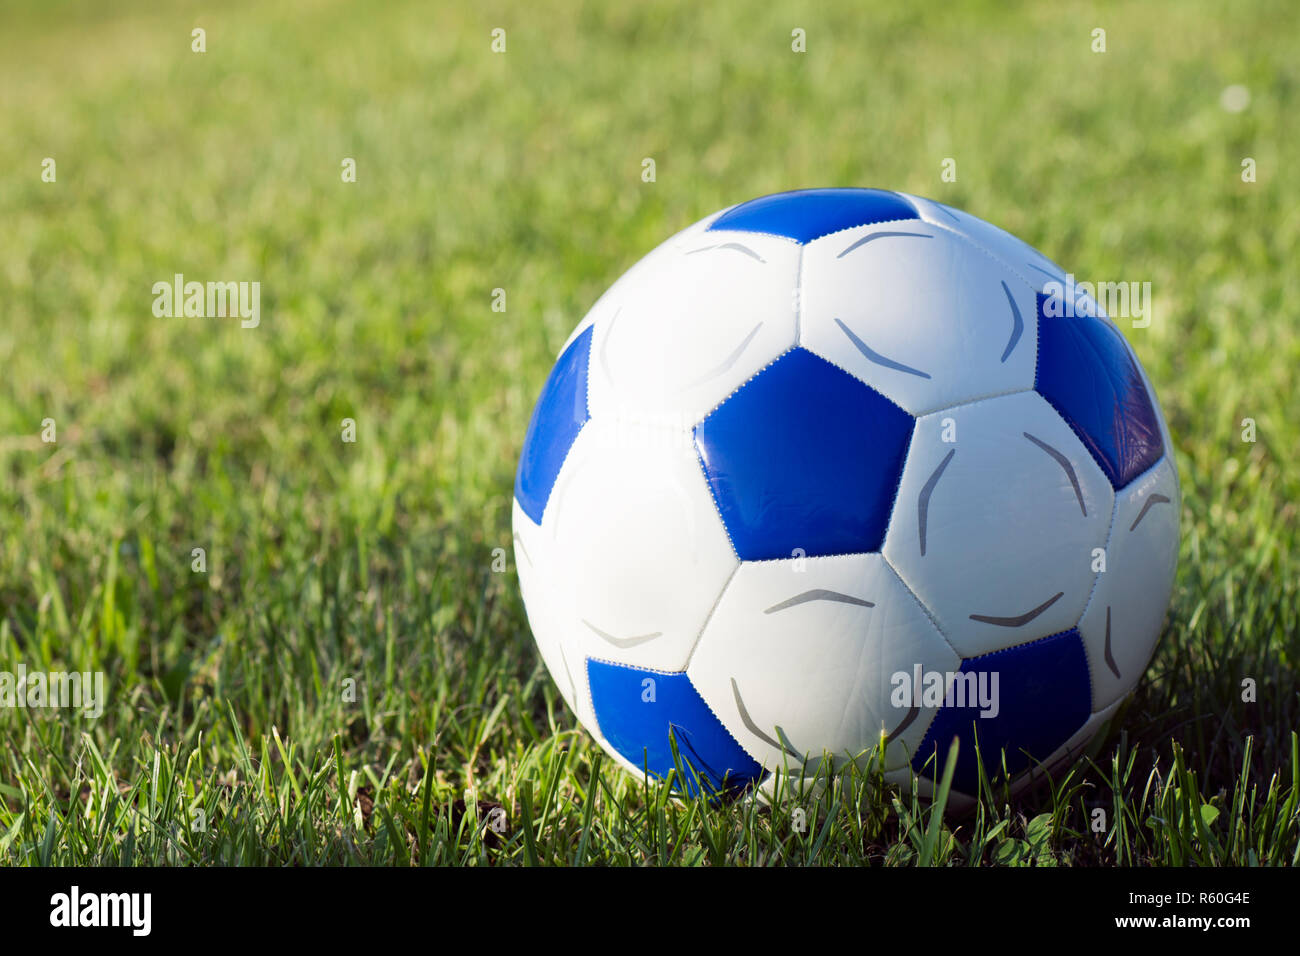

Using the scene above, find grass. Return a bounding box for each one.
[0,0,1297,865]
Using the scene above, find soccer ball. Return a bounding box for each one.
[512,188,1179,801]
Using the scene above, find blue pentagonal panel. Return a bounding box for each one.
[912,627,1092,794]
[707,188,918,244]
[694,348,914,560]
[514,326,594,525]
[1034,293,1163,489]
[587,658,765,797]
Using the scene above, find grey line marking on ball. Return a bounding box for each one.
[1128,493,1171,532]
[834,317,932,379]
[1023,431,1087,516]
[685,322,764,388]
[511,532,532,568]
[731,678,802,760]
[836,230,933,259]
[970,591,1065,627]
[1000,280,1024,362]
[598,306,622,385]
[1027,262,1066,285]
[917,449,956,557]
[558,645,579,707]
[763,589,874,614]
[884,704,920,744]
[687,241,766,262]
[583,619,662,648]
[1103,606,1121,678]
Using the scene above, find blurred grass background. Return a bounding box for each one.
[0,0,1296,864]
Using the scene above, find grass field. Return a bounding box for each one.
[0,0,1297,865]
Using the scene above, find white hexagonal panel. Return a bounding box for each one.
[539,417,738,677]
[1077,455,1180,710]
[799,219,1038,417]
[884,391,1115,658]
[686,553,959,775]
[583,230,800,427]
[556,208,737,356]
[900,192,1070,295]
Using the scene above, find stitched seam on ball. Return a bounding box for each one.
[965,627,1075,659]
[793,243,804,344]
[962,626,1090,670]
[682,561,739,671]
[694,443,741,560]
[706,229,802,245]
[922,217,1042,297]
[960,626,1096,721]
[693,345,906,563]
[719,346,913,561]
[1040,389,1119,490]
[1031,300,1123,486]
[915,385,1033,420]
[584,656,598,742]
[586,656,685,676]
[743,549,881,564]
[882,554,959,660]
[1125,336,1176,475]
[582,322,594,418]
[796,348,920,418]
[688,672,764,780]
[1119,453,1173,506]
[812,223,1041,407]
[708,214,922,247]
[916,220,1046,387]
[697,345,797,421]
[538,329,597,526]
[801,214,930,246]
[879,420,915,554]
[1075,467,1121,707]
[585,655,763,787]
[692,345,801,561]
[596,244,801,432]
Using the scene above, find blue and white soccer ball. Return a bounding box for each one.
[512,188,1179,801]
